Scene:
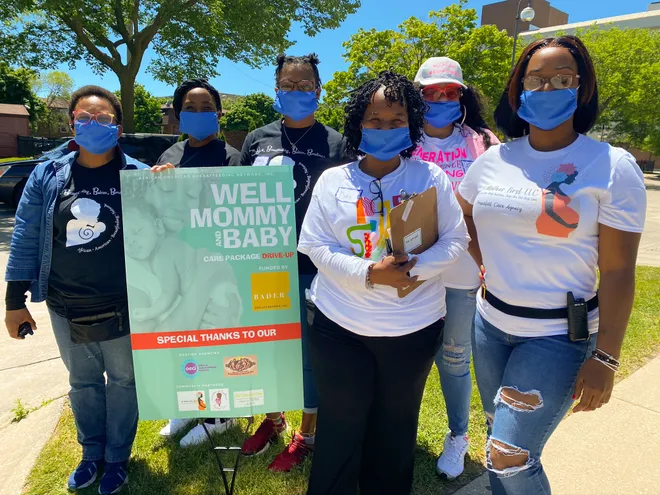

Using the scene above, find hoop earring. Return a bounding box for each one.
[459,104,467,126]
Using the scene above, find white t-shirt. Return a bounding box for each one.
[413,128,479,289]
[459,135,646,337]
[298,158,469,337]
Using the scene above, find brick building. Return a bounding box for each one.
[0,104,30,158]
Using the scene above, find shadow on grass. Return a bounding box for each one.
[412,441,487,495]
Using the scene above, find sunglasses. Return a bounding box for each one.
[522,74,580,92]
[73,110,116,126]
[421,85,463,102]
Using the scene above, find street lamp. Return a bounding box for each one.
[511,0,536,69]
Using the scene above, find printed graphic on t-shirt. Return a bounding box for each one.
[345,192,402,259]
[253,147,315,204]
[412,146,471,191]
[536,163,580,238]
[61,188,121,253]
[66,198,107,247]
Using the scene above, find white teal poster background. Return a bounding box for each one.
[120,166,302,420]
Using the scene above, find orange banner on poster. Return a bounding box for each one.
[131,323,301,350]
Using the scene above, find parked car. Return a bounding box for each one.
[0,134,179,207]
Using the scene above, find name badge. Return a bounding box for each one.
[253,156,270,166]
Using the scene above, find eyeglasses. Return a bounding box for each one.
[369,179,385,217]
[522,74,580,92]
[278,79,317,92]
[421,85,462,102]
[73,110,116,126]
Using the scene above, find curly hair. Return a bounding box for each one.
[344,70,427,159]
[275,53,322,88]
[69,85,123,125]
[173,79,222,120]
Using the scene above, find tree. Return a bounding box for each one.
[0,0,360,132]
[116,83,162,133]
[317,0,511,130]
[578,27,660,155]
[221,93,279,132]
[0,62,43,124]
[33,71,74,137]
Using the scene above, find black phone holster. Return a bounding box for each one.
[566,292,590,342]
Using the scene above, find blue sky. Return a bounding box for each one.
[54,0,652,99]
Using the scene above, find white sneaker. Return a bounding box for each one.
[159,419,194,438]
[436,432,469,480]
[180,419,234,448]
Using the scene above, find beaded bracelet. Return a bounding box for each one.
[365,263,375,290]
[592,348,620,367]
[591,354,619,373]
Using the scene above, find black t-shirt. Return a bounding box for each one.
[240,120,349,275]
[157,138,241,167]
[47,155,128,313]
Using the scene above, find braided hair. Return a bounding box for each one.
[344,70,427,159]
[275,53,322,88]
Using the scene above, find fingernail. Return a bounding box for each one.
[572,394,576,399]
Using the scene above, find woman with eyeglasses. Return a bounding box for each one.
[298,70,469,495]
[239,53,349,473]
[412,56,500,480]
[457,36,646,493]
[4,86,148,494]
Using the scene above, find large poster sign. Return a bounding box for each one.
[120,166,302,420]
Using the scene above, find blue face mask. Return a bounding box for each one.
[179,111,219,141]
[74,121,119,155]
[425,101,463,129]
[359,127,413,161]
[273,91,319,121]
[517,88,578,131]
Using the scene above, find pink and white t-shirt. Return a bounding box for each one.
[413,127,479,289]
[459,134,647,337]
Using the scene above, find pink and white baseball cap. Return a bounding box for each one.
[414,57,466,88]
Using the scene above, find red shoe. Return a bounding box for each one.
[268,432,312,472]
[241,414,287,456]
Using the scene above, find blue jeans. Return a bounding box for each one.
[50,309,138,463]
[435,287,477,436]
[473,312,597,495]
[300,274,319,413]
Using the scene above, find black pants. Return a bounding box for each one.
[307,307,444,495]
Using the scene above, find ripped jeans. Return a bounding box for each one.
[473,312,596,495]
[434,287,477,436]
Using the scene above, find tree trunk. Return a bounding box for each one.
[118,72,137,133]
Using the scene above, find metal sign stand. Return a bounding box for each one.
[201,417,255,495]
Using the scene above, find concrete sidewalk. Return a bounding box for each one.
[0,206,69,495]
[455,355,660,495]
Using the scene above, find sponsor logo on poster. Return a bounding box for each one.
[233,389,265,408]
[224,356,258,377]
[210,388,231,412]
[181,360,217,379]
[251,271,291,311]
[177,391,207,411]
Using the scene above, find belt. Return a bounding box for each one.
[483,290,599,320]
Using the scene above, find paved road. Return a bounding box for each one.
[638,175,660,267]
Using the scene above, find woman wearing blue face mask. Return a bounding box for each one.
[457,36,646,494]
[240,53,348,473]
[298,70,469,495]
[412,56,500,480]
[154,78,240,448]
[4,86,148,495]
[155,79,240,169]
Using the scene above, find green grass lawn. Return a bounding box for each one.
[23,266,660,495]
